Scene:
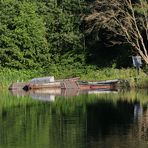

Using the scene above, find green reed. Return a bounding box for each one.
[0,68,44,89]
[0,67,148,89]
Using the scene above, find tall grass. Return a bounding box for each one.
[49,66,148,88]
[0,68,44,89]
[0,66,148,89]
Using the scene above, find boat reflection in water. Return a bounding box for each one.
[9,88,118,102]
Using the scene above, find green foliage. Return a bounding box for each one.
[0,0,50,69]
[0,67,147,89]
[0,0,147,79]
[40,1,85,64]
[0,0,86,69]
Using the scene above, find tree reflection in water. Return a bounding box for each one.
[0,90,148,148]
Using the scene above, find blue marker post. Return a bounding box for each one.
[132,56,142,76]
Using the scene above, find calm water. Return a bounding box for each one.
[0,90,148,148]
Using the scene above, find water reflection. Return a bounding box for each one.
[0,89,148,148]
[9,88,118,102]
[134,103,143,119]
[133,106,148,141]
[86,99,148,148]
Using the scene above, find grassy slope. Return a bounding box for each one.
[0,67,148,89]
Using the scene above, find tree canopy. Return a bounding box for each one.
[0,0,147,70]
[83,0,148,64]
[0,0,51,68]
[0,0,85,69]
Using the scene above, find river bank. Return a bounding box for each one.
[0,67,148,89]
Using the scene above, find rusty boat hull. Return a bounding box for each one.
[79,84,117,90]
[9,78,120,91]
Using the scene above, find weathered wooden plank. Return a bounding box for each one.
[9,82,29,90]
[28,82,61,89]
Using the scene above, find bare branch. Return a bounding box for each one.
[83,0,148,64]
[140,0,148,41]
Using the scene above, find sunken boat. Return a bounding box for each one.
[9,76,123,91]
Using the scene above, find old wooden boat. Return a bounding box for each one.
[78,79,119,90]
[9,88,118,102]
[25,77,79,90]
[9,76,120,91]
[27,82,61,89]
[9,82,30,90]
